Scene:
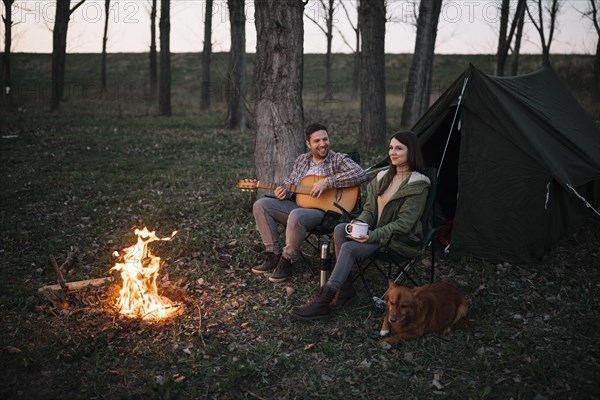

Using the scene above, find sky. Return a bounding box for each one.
[1,0,597,55]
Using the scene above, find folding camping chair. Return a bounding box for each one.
[352,167,439,308]
[301,152,363,265]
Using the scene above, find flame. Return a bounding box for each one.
[110,227,180,320]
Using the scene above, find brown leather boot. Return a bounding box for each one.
[330,277,356,311]
[252,252,280,274]
[289,285,337,320]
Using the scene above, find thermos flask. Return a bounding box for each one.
[320,242,331,287]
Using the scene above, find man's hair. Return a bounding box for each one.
[305,123,328,141]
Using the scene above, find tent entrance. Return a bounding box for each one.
[421,108,461,222]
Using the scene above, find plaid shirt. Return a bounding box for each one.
[284,150,367,189]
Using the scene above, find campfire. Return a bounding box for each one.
[110,227,182,320]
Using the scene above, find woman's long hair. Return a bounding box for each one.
[377,131,427,197]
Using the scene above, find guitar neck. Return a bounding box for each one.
[255,181,312,195]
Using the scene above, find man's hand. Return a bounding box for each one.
[274,186,288,200]
[310,179,328,198]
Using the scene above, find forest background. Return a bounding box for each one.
[1,1,600,399]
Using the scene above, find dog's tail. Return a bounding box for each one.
[451,302,472,330]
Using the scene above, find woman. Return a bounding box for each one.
[289,131,430,320]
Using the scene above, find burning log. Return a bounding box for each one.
[110,227,182,320]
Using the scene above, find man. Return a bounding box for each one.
[252,123,368,282]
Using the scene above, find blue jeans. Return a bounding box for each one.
[253,197,325,263]
[327,223,380,290]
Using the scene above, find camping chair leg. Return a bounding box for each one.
[354,259,384,308]
[393,260,419,287]
[430,241,435,283]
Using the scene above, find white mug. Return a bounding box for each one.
[345,221,369,238]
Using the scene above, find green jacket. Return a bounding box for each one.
[357,170,430,257]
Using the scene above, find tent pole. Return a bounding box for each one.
[437,76,469,178]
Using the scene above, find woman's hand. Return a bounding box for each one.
[348,234,369,243]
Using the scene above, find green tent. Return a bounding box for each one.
[413,65,600,263]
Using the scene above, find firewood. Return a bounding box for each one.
[39,276,113,292]
[38,277,113,304]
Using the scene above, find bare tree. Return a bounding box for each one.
[226,0,246,129]
[305,0,336,100]
[254,0,305,190]
[51,0,87,112]
[400,0,443,129]
[584,0,600,105]
[2,0,15,102]
[149,0,158,100]
[359,0,386,151]
[496,0,526,76]
[496,0,525,76]
[101,0,110,93]
[200,0,213,110]
[526,0,561,67]
[496,0,510,75]
[158,0,171,116]
[510,1,526,76]
[335,0,360,98]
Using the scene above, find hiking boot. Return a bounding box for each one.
[268,256,292,283]
[251,252,280,274]
[330,277,356,311]
[289,285,337,320]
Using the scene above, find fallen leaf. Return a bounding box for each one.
[432,371,444,390]
[380,341,392,350]
[5,346,22,354]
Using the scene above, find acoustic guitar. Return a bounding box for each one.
[236,175,359,213]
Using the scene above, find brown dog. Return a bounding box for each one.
[380,281,468,345]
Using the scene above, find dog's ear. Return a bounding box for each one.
[388,280,395,290]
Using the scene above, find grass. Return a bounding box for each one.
[1,53,599,399]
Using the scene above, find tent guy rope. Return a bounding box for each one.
[438,75,469,178]
[567,184,600,217]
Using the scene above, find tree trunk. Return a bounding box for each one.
[339,0,360,98]
[352,17,361,99]
[595,37,600,86]
[587,0,600,118]
[2,0,14,102]
[510,2,526,76]
[101,0,110,93]
[200,0,213,110]
[51,0,71,111]
[149,0,158,100]
[254,0,305,190]
[401,0,442,129]
[359,0,386,151]
[324,0,334,101]
[496,0,510,76]
[526,0,559,68]
[158,0,171,116]
[50,0,86,112]
[497,0,526,76]
[226,0,246,130]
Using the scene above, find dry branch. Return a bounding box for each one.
[38,277,113,304]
